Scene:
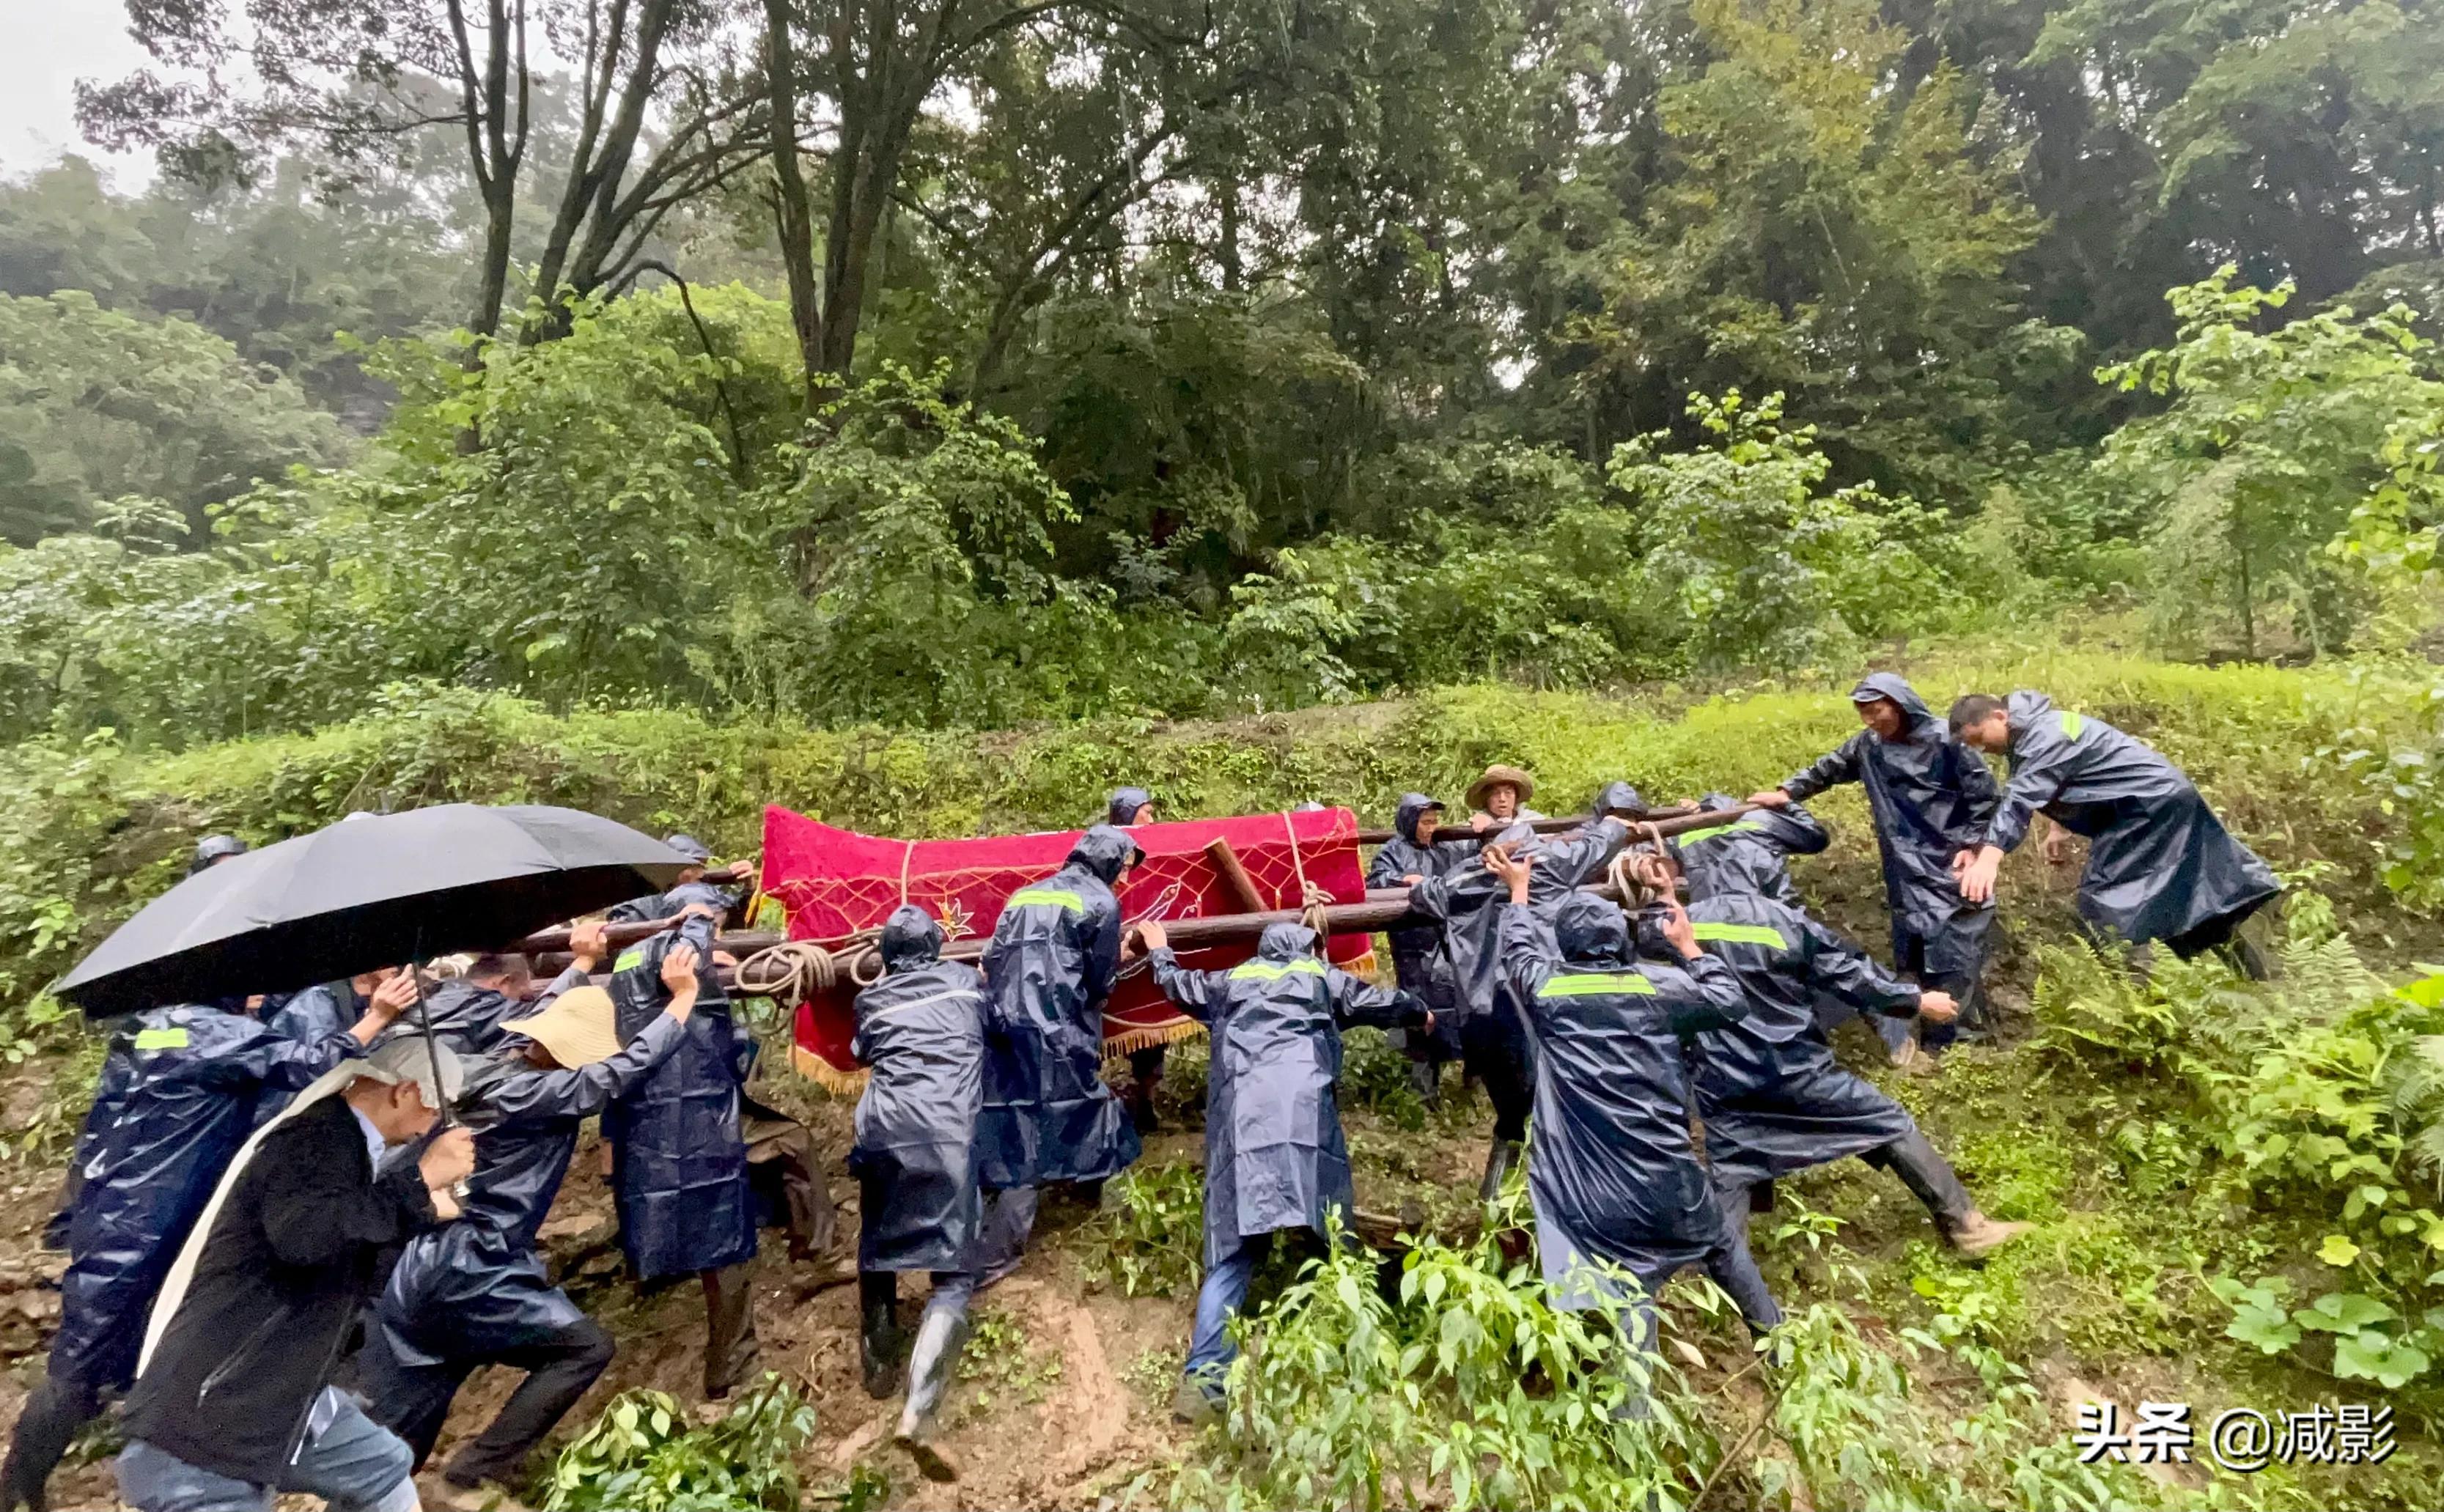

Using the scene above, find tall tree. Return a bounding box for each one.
[78,0,766,340]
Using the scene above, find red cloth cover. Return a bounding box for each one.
[760,805,1374,1084]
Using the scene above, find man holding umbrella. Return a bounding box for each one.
[3,978,416,1512]
[32,801,715,1503]
[116,1035,476,1512]
[361,937,701,1497]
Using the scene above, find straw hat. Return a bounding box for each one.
[500,985,624,1069]
[1465,764,1536,813]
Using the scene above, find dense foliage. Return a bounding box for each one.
[3,0,2443,740]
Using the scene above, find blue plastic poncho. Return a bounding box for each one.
[1497,896,1751,1293]
[52,1006,360,1388]
[1405,819,1633,1026]
[1781,673,1998,976]
[1672,792,1829,909]
[1150,923,1422,1265]
[850,907,989,1273]
[604,915,758,1280]
[1685,893,1924,1189]
[1365,794,1461,1025]
[1981,691,2282,951]
[975,825,1145,1190]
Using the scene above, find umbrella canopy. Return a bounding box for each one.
[55,805,693,1017]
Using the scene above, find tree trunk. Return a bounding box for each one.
[472,177,517,339]
[763,0,825,412]
[530,0,678,331]
[1219,173,1242,292]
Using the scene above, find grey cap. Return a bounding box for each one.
[353,1033,464,1113]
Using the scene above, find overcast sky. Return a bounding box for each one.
[1,3,152,182]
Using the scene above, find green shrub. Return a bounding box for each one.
[541,1375,814,1511]
[1086,1162,1207,1297]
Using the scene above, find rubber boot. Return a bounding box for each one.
[894,1309,971,1483]
[1478,1138,1523,1203]
[1408,1057,1442,1110]
[859,1276,905,1399]
[701,1261,762,1399]
[1171,1376,1221,1426]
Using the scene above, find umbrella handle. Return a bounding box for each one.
[405,952,457,1132]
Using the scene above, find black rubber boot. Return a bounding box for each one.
[894,1308,972,1483]
[1478,1138,1524,1203]
[859,1272,905,1399]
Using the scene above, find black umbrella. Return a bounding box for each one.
[54,804,694,1017]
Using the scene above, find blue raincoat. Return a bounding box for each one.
[605,915,759,1280]
[607,879,740,926]
[1672,793,1829,910]
[1149,923,1423,1265]
[255,980,364,1124]
[51,1006,361,1389]
[1496,896,1754,1298]
[975,826,1145,1190]
[851,907,989,1273]
[396,977,523,1060]
[1685,893,1925,1189]
[1365,794,1462,1036]
[1405,819,1633,1028]
[375,978,684,1366]
[1781,673,1998,986]
[1981,691,2281,951]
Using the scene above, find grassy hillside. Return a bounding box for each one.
[5,644,2436,1018]
[9,648,2444,1508]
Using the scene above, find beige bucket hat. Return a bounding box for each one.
[500,984,624,1069]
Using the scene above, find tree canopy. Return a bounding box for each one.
[0,0,2440,743]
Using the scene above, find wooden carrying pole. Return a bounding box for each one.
[1353,805,1698,847]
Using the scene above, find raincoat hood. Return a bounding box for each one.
[1107,787,1154,826]
[1591,781,1646,817]
[663,833,713,864]
[1256,922,1319,961]
[1852,672,1935,731]
[1393,792,1444,844]
[189,835,249,876]
[880,904,945,969]
[1553,892,1631,967]
[1069,823,1143,884]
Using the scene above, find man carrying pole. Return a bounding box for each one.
[972,825,1146,1283]
[849,906,990,1483]
[1482,847,1781,1404]
[1366,793,1463,1105]
[359,938,702,1500]
[1407,816,1633,1200]
[1138,918,1428,1423]
[1671,855,2031,1258]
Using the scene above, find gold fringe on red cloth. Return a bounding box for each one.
[1101,1016,1209,1061]
[792,1043,869,1096]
